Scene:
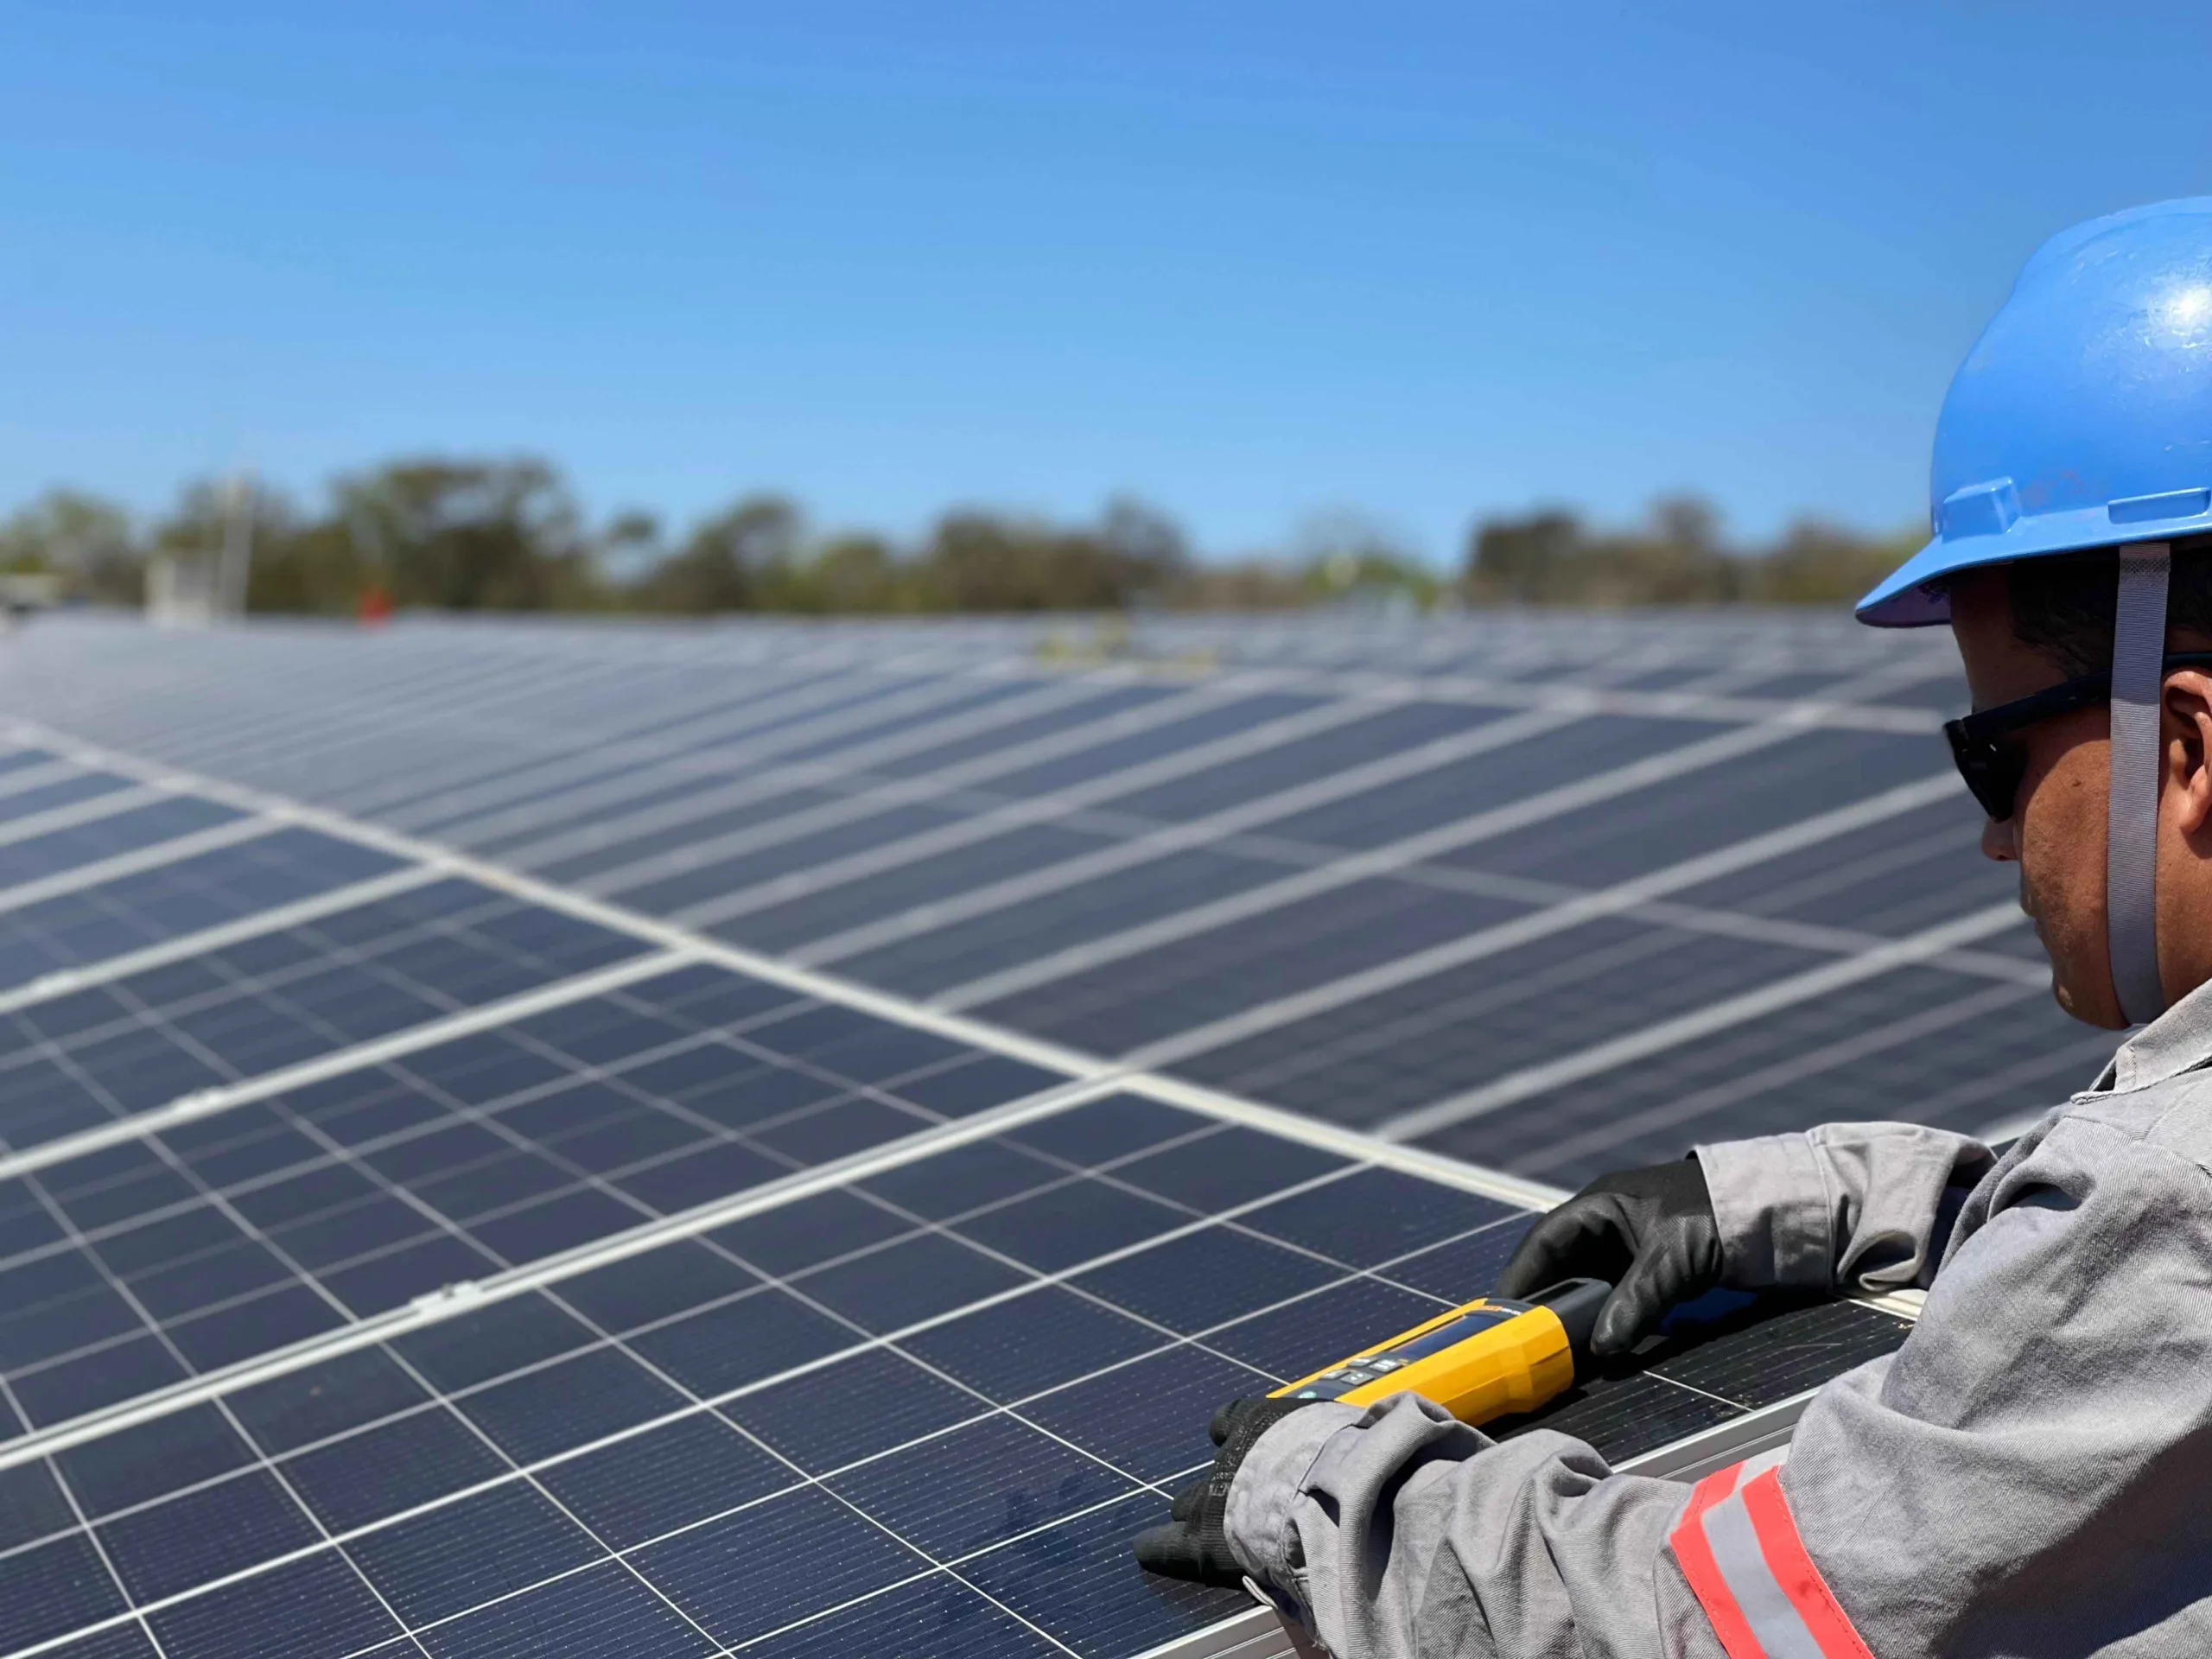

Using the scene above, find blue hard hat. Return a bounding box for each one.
[1858,197,2212,627]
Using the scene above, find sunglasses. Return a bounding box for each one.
[1945,651,2212,821]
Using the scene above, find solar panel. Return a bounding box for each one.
[0,1088,1911,1659]
[0,612,2079,1656]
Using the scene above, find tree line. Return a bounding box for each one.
[0,458,1918,616]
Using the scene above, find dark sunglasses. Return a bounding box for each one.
[1944,651,2212,821]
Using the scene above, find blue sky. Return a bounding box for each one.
[5,3,2212,563]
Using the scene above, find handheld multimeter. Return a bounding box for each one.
[1270,1277,1610,1425]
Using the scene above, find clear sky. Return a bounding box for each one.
[5,2,2212,562]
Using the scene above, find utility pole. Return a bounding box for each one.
[216,471,255,620]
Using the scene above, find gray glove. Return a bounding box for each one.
[1131,1395,1313,1586]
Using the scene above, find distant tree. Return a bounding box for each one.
[1751,518,1918,604]
[1161,557,1308,610]
[335,458,597,611]
[902,499,1192,613]
[1465,496,1911,608]
[0,462,1929,618]
[1099,495,1192,599]
[1465,507,1582,603]
[633,495,801,613]
[247,516,373,613]
[599,510,664,584]
[1292,509,1438,609]
[151,478,336,614]
[804,533,903,613]
[0,488,143,604]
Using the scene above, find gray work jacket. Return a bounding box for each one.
[1224,976,2212,1657]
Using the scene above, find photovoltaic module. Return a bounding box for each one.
[0,613,2089,1656]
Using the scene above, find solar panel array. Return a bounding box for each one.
[0,611,2092,1656]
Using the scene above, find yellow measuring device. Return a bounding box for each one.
[1270,1277,1610,1423]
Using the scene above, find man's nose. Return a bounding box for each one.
[1980,816,2019,862]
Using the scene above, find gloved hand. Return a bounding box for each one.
[1494,1156,1721,1357]
[1131,1395,1313,1586]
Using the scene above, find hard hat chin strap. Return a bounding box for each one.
[2108,543,2171,1025]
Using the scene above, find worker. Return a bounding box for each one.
[1134,195,2212,1656]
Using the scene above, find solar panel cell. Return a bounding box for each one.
[830,1411,1138,1559]
[739,1573,1058,1659]
[230,1348,429,1455]
[282,1405,510,1533]
[959,1491,1246,1659]
[535,1414,786,1548]
[0,1460,73,1548]
[726,823,1122,953]
[0,772,137,823]
[0,798,239,889]
[1019,1344,1272,1484]
[950,1179,1186,1271]
[419,1563,716,1659]
[99,1468,322,1604]
[900,1289,1160,1401]
[630,1484,927,1647]
[349,1483,600,1625]
[626,1287,851,1396]
[978,879,1535,1055]
[797,1231,1030,1332]
[0,1535,130,1649]
[146,1548,397,1658]
[720,1347,982,1474]
[1071,1225,1338,1332]
[41,1627,158,1659]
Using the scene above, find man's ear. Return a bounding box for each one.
[2163,670,2212,836]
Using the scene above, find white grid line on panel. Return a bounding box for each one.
[18,1141,445,1657]
[1517,977,2050,1173]
[634,693,1475,925]
[0,1121,1547,1659]
[553,677,1305,895]
[371,647,1019,832]
[125,642,588,779]
[779,704,1586,965]
[0,865,450,1018]
[528,653,1959,906]
[165,647,648,780]
[1117,774,2022,1071]
[0,1056,1565,1478]
[5,707,1987,1224]
[0,816,291,919]
[433,666,1171,853]
[927,716,1819,1013]
[1377,898,2031,1141]
[0,783,186,848]
[480,664,1278,865]
[0,947,700,1183]
[0,761,127,809]
[232,639,1011,818]
[391,671,1001,842]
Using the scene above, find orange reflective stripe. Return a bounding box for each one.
[1738,1470,1874,1659]
[1669,1463,1768,1659]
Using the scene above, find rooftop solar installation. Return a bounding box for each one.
[0,612,2087,1656]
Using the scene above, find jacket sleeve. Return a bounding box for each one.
[1224,1396,1724,1659]
[1738,1105,2212,1655]
[1226,1105,2212,1658]
[1694,1119,1999,1294]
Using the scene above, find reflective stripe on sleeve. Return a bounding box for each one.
[1667,1447,1873,1659]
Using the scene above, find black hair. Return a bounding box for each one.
[2002,535,2212,676]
